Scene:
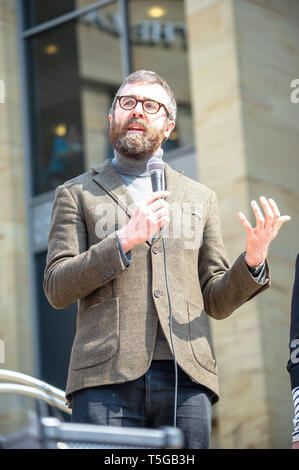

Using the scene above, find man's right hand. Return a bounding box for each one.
[117,191,170,254]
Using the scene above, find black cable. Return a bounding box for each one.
[161,229,178,428]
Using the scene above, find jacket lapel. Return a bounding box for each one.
[91,159,138,218]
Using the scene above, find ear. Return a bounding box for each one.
[163,120,176,139]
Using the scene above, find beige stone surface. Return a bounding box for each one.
[0,0,34,435]
[81,88,111,170]
[186,0,299,449]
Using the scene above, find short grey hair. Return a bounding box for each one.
[110,70,177,122]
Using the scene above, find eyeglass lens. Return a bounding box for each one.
[120,97,159,113]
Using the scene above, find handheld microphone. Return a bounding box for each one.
[146,157,165,192]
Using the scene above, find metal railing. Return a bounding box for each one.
[0,369,71,415]
[0,369,184,449]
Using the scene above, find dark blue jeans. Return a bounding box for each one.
[71,360,215,449]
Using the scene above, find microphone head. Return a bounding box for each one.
[147,156,165,175]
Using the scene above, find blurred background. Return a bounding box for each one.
[0,0,298,448]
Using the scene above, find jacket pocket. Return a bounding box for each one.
[181,204,203,250]
[187,300,217,374]
[71,297,119,370]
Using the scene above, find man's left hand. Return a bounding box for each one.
[238,196,291,268]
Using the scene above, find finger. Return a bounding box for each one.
[159,215,170,226]
[268,198,280,227]
[250,200,264,229]
[149,198,169,213]
[238,212,253,234]
[152,207,169,223]
[145,191,170,205]
[259,196,274,230]
[276,215,291,230]
[156,215,170,231]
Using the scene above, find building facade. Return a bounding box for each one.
[0,0,298,448]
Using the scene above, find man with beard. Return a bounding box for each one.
[44,70,290,449]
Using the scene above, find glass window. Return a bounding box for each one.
[128,0,194,152]
[27,2,122,195]
[25,0,102,29]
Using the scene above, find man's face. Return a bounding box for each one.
[109,82,175,159]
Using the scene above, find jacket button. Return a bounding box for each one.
[154,289,161,298]
[152,247,159,254]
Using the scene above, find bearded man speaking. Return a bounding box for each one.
[44,70,290,449]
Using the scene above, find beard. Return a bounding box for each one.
[109,117,166,160]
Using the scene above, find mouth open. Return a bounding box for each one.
[127,123,145,133]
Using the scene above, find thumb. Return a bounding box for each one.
[272,215,291,240]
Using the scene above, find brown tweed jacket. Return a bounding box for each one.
[43,159,270,406]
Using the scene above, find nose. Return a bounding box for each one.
[131,101,145,118]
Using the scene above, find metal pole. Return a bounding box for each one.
[16,0,41,379]
[118,0,132,78]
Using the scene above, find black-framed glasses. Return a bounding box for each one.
[117,95,169,116]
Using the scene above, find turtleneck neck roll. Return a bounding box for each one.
[110,147,165,206]
[111,147,164,177]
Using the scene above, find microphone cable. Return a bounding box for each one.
[161,226,178,428]
[147,156,178,428]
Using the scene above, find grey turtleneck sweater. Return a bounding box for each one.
[111,148,173,360]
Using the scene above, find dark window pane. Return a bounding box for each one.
[128,0,194,152]
[25,0,103,29]
[27,3,122,195]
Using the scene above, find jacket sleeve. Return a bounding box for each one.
[43,184,129,309]
[198,190,271,320]
[286,254,299,389]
